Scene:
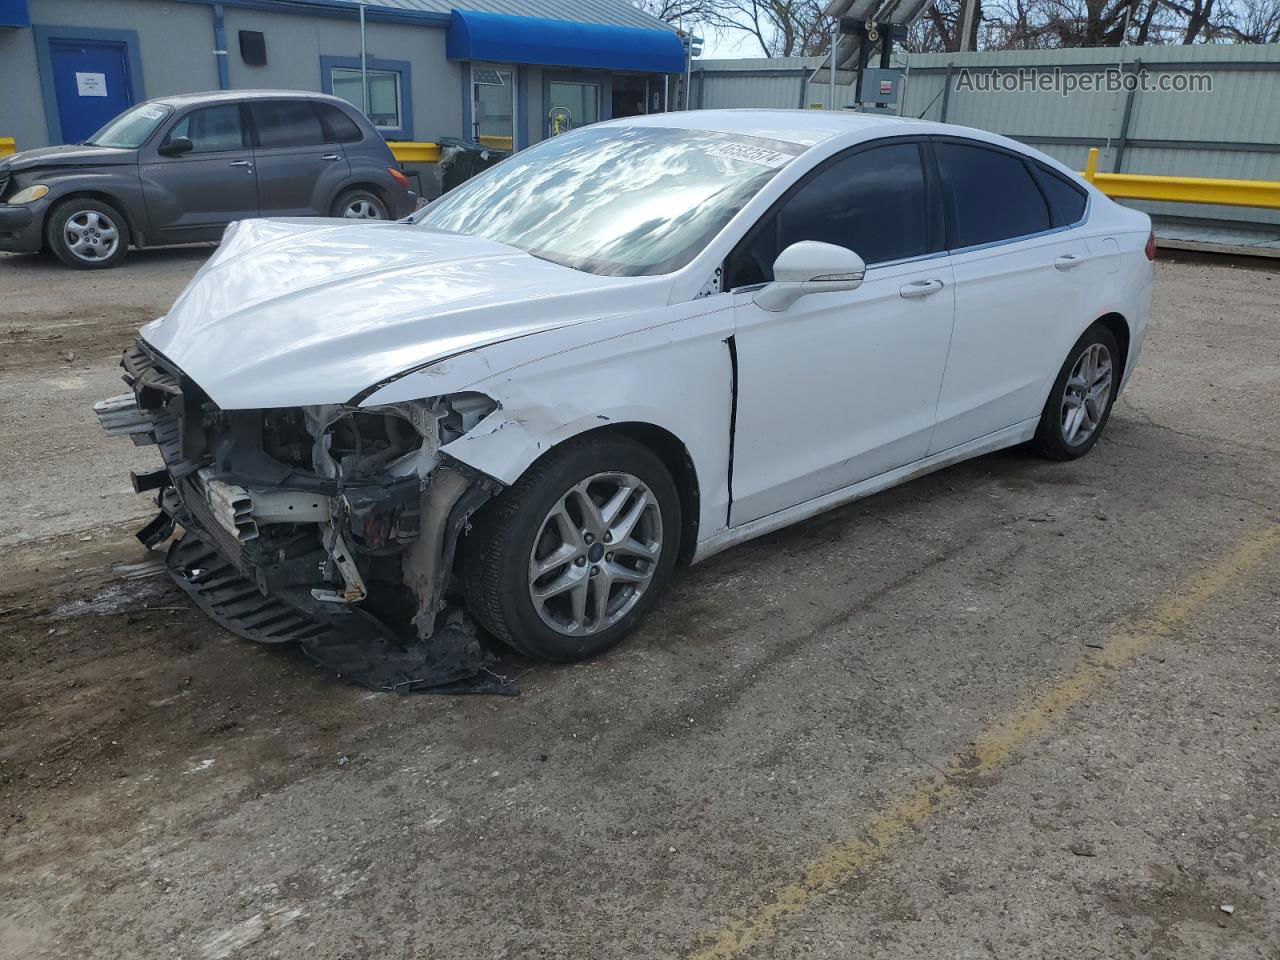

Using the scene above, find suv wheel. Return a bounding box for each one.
[47,199,129,269]
[462,436,681,662]
[333,188,388,220]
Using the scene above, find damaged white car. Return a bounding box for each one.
[96,110,1154,691]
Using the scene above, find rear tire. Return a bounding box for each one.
[46,198,129,269]
[1031,323,1121,460]
[461,436,681,662]
[332,187,388,220]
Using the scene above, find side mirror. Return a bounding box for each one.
[753,241,865,312]
[158,136,194,157]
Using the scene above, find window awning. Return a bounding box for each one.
[446,10,686,74]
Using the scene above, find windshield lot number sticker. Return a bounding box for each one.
[705,142,791,168]
[76,72,108,97]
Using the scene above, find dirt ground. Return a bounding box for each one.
[1,247,1277,960]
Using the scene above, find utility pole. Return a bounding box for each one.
[359,0,369,116]
[958,0,978,52]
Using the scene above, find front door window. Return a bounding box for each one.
[473,66,515,150]
[547,81,600,137]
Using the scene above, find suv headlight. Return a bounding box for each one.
[8,184,49,205]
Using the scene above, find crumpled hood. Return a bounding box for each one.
[141,218,658,410]
[5,144,137,171]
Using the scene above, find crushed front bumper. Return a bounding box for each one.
[94,339,513,694]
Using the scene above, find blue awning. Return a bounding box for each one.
[0,0,30,28]
[446,10,686,74]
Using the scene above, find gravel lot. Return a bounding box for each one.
[1,246,1278,960]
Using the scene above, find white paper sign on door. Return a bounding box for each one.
[75,72,108,97]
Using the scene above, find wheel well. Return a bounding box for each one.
[1095,312,1131,377]
[47,191,143,247]
[605,423,701,564]
[508,423,702,566]
[333,182,388,214]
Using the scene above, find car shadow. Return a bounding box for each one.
[1,244,217,274]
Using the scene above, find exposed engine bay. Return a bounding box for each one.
[95,338,516,693]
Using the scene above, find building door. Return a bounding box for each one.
[48,39,134,144]
[546,81,600,137]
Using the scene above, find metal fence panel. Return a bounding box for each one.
[693,46,1280,235]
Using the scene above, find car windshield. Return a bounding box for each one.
[412,125,804,277]
[85,103,174,148]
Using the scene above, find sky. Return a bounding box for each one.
[697,24,765,59]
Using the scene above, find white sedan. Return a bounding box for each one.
[97,110,1153,688]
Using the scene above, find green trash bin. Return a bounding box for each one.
[437,137,510,193]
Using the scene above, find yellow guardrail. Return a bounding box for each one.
[388,139,511,165]
[0,138,15,157]
[387,141,441,164]
[1082,147,1280,210]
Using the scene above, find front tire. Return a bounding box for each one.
[1031,323,1121,460]
[46,199,129,269]
[461,436,681,662]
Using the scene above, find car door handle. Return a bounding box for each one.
[321,153,342,161]
[1055,254,1083,270]
[229,159,253,168]
[899,279,944,299]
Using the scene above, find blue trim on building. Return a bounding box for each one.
[171,0,450,27]
[460,60,472,142]
[32,25,146,145]
[0,0,30,29]
[447,10,684,73]
[212,3,230,90]
[320,53,414,140]
[516,64,529,151]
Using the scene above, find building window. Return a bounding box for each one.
[471,64,515,150]
[319,55,413,140]
[330,67,401,131]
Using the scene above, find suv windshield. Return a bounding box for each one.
[86,103,174,148]
[412,125,803,277]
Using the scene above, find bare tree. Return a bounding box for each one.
[631,0,730,25]
[713,0,833,56]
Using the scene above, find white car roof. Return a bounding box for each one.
[603,109,935,147]
[602,109,1081,182]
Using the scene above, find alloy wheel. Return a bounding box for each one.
[527,472,663,637]
[64,210,120,262]
[1060,342,1113,446]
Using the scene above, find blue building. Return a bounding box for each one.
[0,0,688,151]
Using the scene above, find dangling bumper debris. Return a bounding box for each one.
[94,338,515,694]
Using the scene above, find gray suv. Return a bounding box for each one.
[0,90,416,269]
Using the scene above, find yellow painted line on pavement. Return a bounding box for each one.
[689,523,1280,960]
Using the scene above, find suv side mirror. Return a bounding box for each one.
[753,241,866,312]
[158,136,194,157]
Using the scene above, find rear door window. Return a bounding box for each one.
[731,141,931,286]
[935,141,1051,249]
[164,104,245,153]
[250,100,326,149]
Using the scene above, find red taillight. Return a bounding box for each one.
[388,166,409,190]
[1144,230,1156,260]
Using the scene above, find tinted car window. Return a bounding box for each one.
[164,105,244,153]
[936,141,1050,248]
[250,100,325,148]
[731,142,930,286]
[1031,163,1087,227]
[315,103,363,144]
